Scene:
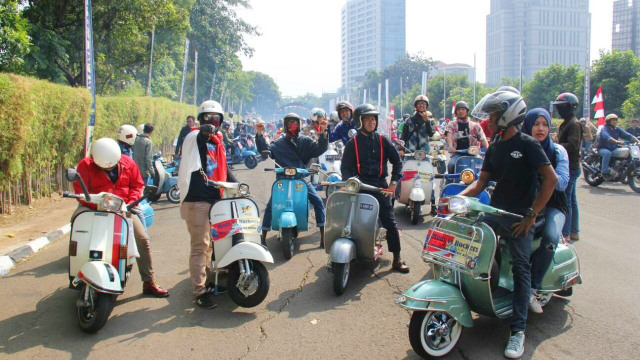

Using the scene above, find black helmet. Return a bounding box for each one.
[335,101,354,120]
[353,103,380,132]
[402,113,411,120]
[228,112,235,118]
[283,112,301,126]
[455,101,470,112]
[497,86,521,95]
[221,121,230,129]
[552,92,579,120]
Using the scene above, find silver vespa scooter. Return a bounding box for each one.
[323,178,389,295]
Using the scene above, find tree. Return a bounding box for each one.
[245,71,281,118]
[522,64,584,116]
[622,70,640,118]
[590,50,640,117]
[0,1,31,73]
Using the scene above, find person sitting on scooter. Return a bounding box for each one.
[329,101,355,144]
[116,124,138,157]
[459,91,557,359]
[220,121,235,155]
[445,101,490,174]
[341,104,410,273]
[398,95,435,157]
[255,113,329,247]
[598,113,640,180]
[178,100,238,309]
[73,138,169,298]
[522,108,570,314]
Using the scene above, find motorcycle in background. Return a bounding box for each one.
[582,142,640,193]
[147,154,180,204]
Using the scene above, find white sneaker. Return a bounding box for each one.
[504,331,525,359]
[529,294,543,314]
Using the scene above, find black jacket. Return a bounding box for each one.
[175,125,191,155]
[558,117,583,171]
[341,131,402,187]
[256,132,328,170]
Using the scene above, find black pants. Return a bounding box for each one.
[366,191,401,253]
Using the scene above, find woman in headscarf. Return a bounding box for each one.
[522,108,570,314]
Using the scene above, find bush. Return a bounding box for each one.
[0,73,197,212]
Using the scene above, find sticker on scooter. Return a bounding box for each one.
[241,204,253,215]
[295,183,304,191]
[424,229,482,265]
[277,182,283,190]
[359,203,374,211]
[211,218,240,241]
[237,217,261,234]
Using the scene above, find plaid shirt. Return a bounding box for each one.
[445,118,486,148]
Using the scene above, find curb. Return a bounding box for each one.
[0,223,71,276]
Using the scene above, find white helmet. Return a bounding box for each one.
[329,111,339,123]
[310,108,326,121]
[116,124,138,145]
[198,100,224,120]
[137,124,145,134]
[92,138,122,169]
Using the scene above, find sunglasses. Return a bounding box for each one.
[203,114,221,122]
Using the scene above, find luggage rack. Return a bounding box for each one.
[422,217,486,277]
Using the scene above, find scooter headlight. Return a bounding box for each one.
[414,150,426,161]
[460,169,475,184]
[345,178,361,193]
[448,196,470,214]
[238,183,250,196]
[284,168,297,176]
[468,146,480,156]
[98,194,124,212]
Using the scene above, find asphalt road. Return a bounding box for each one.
[0,161,638,360]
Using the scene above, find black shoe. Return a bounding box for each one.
[206,282,227,294]
[196,293,217,309]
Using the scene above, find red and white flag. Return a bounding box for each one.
[451,101,456,116]
[592,86,605,128]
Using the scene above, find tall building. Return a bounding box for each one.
[340,0,406,94]
[486,0,590,86]
[613,0,640,55]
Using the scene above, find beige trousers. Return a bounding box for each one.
[180,201,213,297]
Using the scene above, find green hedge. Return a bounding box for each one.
[0,73,197,209]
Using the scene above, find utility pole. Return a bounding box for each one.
[193,49,198,106]
[145,25,155,96]
[179,37,189,103]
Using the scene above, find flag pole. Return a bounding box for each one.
[145,25,155,96]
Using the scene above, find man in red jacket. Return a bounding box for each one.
[72,138,168,297]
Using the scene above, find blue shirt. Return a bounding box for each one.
[598,125,636,151]
[329,120,355,144]
[553,144,569,191]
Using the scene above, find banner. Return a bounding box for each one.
[179,38,189,103]
[592,86,604,128]
[83,0,97,158]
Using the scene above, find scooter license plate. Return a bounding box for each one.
[325,155,340,161]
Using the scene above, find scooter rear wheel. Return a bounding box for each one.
[332,262,350,296]
[282,228,295,260]
[244,155,258,169]
[409,311,462,359]
[77,285,115,333]
[167,185,180,203]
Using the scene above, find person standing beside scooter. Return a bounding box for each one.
[398,95,435,157]
[178,100,238,309]
[341,104,410,273]
[255,113,329,247]
[459,91,557,358]
[133,123,155,185]
[445,101,489,174]
[73,138,169,298]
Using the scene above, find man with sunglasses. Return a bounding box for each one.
[178,100,238,309]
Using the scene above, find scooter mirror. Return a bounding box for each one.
[260,150,271,160]
[66,168,78,182]
[348,129,357,138]
[144,185,159,196]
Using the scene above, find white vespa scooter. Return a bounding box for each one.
[207,180,274,307]
[394,146,438,224]
[311,140,344,198]
[64,168,156,333]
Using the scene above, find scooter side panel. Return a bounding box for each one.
[70,211,129,284]
[210,198,262,264]
[140,199,154,227]
[538,242,581,292]
[397,279,473,327]
[270,179,309,231]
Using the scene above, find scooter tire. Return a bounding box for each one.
[411,202,422,225]
[77,285,115,333]
[244,156,258,169]
[409,311,462,359]
[166,185,180,204]
[228,260,270,308]
[148,193,162,203]
[282,228,295,260]
[332,262,350,296]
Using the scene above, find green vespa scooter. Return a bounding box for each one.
[396,195,582,358]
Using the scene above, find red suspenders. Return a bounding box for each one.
[353,134,384,177]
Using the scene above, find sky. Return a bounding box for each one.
[238,0,614,97]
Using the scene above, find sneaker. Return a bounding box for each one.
[195,293,217,309]
[206,282,227,294]
[504,331,525,359]
[529,294,543,314]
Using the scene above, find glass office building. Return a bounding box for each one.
[486,0,590,86]
[340,0,406,94]
[613,0,640,55]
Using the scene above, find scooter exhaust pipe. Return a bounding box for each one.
[581,162,599,175]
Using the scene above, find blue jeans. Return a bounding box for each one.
[447,153,462,174]
[483,214,533,333]
[598,148,626,174]
[562,168,581,237]
[262,179,325,231]
[530,207,565,291]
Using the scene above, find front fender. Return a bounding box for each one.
[409,187,426,202]
[278,211,298,229]
[217,241,274,268]
[76,262,124,295]
[243,150,257,157]
[329,237,357,263]
[397,279,472,327]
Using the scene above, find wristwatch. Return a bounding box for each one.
[525,207,538,219]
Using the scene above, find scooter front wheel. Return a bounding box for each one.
[228,260,270,308]
[282,228,295,260]
[77,285,115,333]
[409,311,463,359]
[411,202,422,225]
[332,262,350,295]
